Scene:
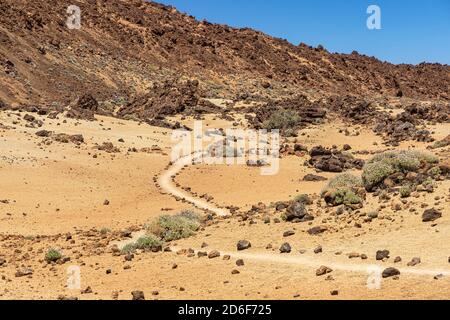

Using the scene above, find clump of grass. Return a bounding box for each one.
[321,173,364,206]
[135,235,164,252]
[325,173,363,190]
[121,243,137,254]
[293,194,312,205]
[428,166,441,178]
[45,248,62,263]
[147,211,201,242]
[399,185,412,198]
[100,227,111,235]
[263,109,300,137]
[326,189,363,206]
[422,177,435,188]
[431,137,450,149]
[362,150,439,191]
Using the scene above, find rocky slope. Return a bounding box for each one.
[0,0,449,108]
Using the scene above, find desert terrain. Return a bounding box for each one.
[0,0,449,300]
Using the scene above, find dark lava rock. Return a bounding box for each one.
[382,268,400,278]
[283,230,295,237]
[15,268,33,277]
[422,209,442,222]
[303,174,327,182]
[35,130,52,137]
[131,291,145,300]
[67,93,101,121]
[376,250,390,261]
[118,80,212,123]
[307,226,328,235]
[237,240,251,251]
[316,266,333,276]
[279,243,292,253]
[208,250,220,259]
[308,146,364,173]
[285,202,308,221]
[407,257,421,267]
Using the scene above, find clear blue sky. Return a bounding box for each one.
[156,0,450,65]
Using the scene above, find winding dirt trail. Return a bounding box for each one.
[158,149,231,217]
[155,139,450,280]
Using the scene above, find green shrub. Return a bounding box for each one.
[121,243,137,254]
[135,235,164,251]
[399,185,412,198]
[321,173,364,206]
[325,173,363,190]
[362,150,439,190]
[432,140,450,149]
[428,166,441,178]
[148,212,201,242]
[294,194,312,205]
[45,248,62,262]
[263,109,300,136]
[362,162,396,191]
[422,177,435,188]
[177,210,202,222]
[328,189,363,206]
[100,227,111,235]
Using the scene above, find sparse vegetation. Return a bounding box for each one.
[321,173,364,206]
[262,109,300,137]
[431,136,450,149]
[294,194,312,205]
[362,150,439,190]
[100,227,111,235]
[428,166,441,178]
[121,243,137,254]
[399,185,412,198]
[120,237,163,255]
[45,248,62,262]
[135,235,164,251]
[147,211,201,242]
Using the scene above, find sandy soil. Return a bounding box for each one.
[0,109,449,300]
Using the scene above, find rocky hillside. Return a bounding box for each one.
[0,0,449,107]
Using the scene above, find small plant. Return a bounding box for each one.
[362,161,395,191]
[428,166,441,178]
[294,194,312,205]
[100,227,111,235]
[432,139,450,149]
[147,211,201,242]
[422,177,435,188]
[378,190,390,200]
[135,235,164,252]
[362,150,439,191]
[121,243,137,254]
[263,109,300,137]
[45,248,62,262]
[321,173,364,206]
[328,189,363,206]
[399,185,412,198]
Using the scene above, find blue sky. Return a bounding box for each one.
[156,0,450,65]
